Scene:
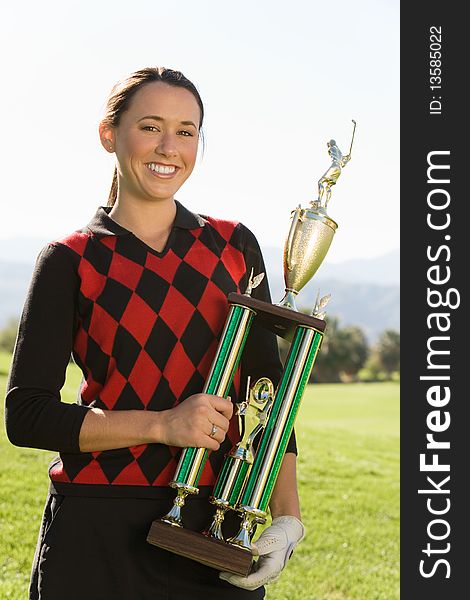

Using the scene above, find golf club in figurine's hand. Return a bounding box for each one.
[219,516,305,590]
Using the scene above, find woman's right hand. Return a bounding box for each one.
[156,394,233,451]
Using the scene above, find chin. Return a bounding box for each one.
[147,192,176,203]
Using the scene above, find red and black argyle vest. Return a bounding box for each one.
[49,213,248,493]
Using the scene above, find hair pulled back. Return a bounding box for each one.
[101,67,204,206]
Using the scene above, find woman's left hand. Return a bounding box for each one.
[219,516,305,590]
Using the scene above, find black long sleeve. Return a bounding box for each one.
[5,243,89,452]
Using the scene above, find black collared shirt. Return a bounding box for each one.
[86,200,207,238]
[5,201,296,498]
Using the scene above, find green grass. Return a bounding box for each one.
[0,352,399,599]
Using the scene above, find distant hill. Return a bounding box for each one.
[267,275,399,342]
[0,260,35,327]
[0,237,49,265]
[260,247,399,342]
[261,247,399,287]
[0,238,399,342]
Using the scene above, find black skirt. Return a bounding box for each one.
[30,493,265,600]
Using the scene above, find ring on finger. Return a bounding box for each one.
[210,423,219,438]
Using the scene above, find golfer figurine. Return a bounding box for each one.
[314,119,356,211]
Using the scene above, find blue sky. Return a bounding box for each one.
[0,0,399,263]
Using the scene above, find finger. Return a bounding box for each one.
[206,421,220,441]
[219,561,279,591]
[252,533,288,556]
[201,434,221,451]
[207,395,233,420]
[219,572,260,591]
[206,422,229,448]
[207,410,230,434]
[247,556,281,584]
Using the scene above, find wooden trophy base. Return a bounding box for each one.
[147,520,253,576]
[227,293,326,340]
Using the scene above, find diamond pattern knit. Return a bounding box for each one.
[47,205,249,490]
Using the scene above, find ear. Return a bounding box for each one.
[99,122,116,153]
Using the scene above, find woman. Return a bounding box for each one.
[5,67,304,599]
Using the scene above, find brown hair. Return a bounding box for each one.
[101,67,205,206]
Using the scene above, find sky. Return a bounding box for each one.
[0,0,399,264]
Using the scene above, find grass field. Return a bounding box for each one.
[0,351,399,599]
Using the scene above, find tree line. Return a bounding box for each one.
[278,316,399,383]
[0,315,400,384]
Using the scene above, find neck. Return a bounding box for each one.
[109,196,177,252]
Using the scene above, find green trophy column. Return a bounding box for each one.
[161,302,256,526]
[228,325,323,548]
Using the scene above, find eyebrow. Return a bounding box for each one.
[138,115,198,128]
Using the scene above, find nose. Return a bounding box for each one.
[155,132,178,158]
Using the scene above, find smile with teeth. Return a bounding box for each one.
[146,162,178,176]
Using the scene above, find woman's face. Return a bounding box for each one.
[102,82,201,204]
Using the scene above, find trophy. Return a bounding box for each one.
[147,120,357,576]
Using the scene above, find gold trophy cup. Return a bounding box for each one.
[280,120,356,311]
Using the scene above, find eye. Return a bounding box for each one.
[142,125,160,132]
[178,130,194,137]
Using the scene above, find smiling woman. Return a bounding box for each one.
[4,66,302,600]
[99,69,204,253]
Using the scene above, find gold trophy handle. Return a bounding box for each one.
[286,205,302,271]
